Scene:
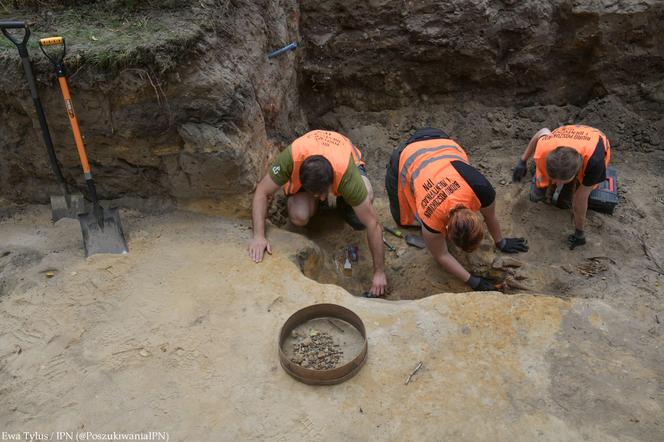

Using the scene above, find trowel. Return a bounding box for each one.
[343,255,352,276]
[405,234,426,249]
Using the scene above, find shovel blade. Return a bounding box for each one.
[78,207,128,257]
[50,193,86,222]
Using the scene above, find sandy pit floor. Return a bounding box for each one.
[0,203,662,441]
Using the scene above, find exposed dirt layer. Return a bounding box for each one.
[299,0,664,114]
[0,0,304,209]
[0,207,662,440]
[1,0,662,209]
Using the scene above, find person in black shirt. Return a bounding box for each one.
[386,128,528,291]
[512,125,611,249]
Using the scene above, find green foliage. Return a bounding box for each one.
[2,0,191,12]
[0,0,204,75]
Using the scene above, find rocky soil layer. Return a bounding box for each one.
[300,0,664,115]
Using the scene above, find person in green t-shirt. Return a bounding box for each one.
[248,130,387,297]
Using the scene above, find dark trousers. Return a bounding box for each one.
[385,128,450,225]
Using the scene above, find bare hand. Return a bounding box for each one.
[248,237,272,262]
[367,271,387,297]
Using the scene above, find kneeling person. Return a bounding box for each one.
[512,125,611,249]
[386,128,528,292]
[249,130,387,296]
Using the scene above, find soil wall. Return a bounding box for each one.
[0,0,662,207]
[0,0,305,208]
[300,0,664,115]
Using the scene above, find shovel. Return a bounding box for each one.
[40,36,128,257]
[0,21,85,221]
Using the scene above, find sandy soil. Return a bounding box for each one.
[0,205,662,441]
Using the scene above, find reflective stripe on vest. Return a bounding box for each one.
[409,153,467,195]
[399,144,463,190]
[396,139,479,229]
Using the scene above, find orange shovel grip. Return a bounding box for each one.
[39,36,64,47]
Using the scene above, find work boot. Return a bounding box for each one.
[336,196,365,230]
[553,182,574,209]
[529,179,546,202]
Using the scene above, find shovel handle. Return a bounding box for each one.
[41,36,88,175]
[56,69,100,210]
[0,20,26,29]
[1,21,70,192]
[39,37,67,77]
[40,35,67,74]
[0,21,30,55]
[57,76,91,177]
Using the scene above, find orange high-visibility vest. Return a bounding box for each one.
[284,130,365,196]
[397,138,481,232]
[534,125,611,188]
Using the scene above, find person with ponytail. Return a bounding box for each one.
[386,128,528,291]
